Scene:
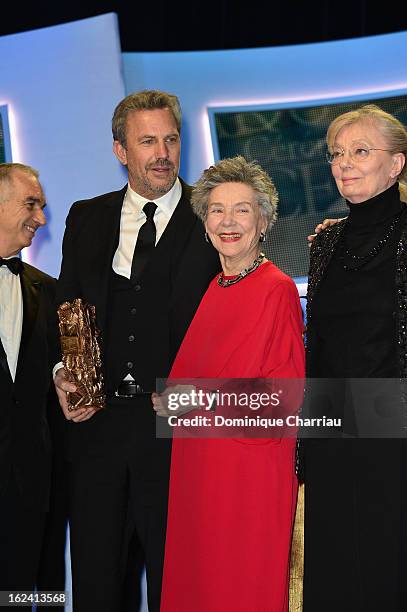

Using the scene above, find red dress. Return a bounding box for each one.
[160,261,305,612]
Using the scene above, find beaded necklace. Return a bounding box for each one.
[217,252,265,288]
[339,210,404,271]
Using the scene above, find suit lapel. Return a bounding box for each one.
[146,180,199,284]
[169,181,199,262]
[94,187,125,331]
[0,336,12,382]
[17,264,41,373]
[91,182,195,327]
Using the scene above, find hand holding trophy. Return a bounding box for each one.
[57,298,105,411]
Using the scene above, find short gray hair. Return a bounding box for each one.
[191,156,278,230]
[112,90,182,147]
[0,163,39,200]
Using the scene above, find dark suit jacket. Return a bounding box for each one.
[0,263,58,511]
[56,180,220,456]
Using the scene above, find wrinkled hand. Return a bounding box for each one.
[152,384,197,418]
[307,217,346,245]
[54,368,97,422]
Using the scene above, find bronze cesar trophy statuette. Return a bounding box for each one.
[57,298,105,411]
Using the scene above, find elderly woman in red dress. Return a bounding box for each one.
[154,156,305,612]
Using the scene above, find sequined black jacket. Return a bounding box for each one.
[306,216,407,378]
[296,214,407,478]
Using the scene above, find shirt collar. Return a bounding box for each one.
[0,255,22,276]
[125,178,182,219]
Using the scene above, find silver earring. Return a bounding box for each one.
[259,232,265,243]
[205,232,210,243]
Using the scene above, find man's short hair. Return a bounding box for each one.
[0,163,39,200]
[112,90,182,147]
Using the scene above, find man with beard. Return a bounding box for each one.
[54,90,219,612]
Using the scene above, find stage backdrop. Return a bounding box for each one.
[123,30,407,280]
[0,13,126,277]
[1,15,407,612]
[0,105,12,163]
[209,94,407,277]
[0,13,126,612]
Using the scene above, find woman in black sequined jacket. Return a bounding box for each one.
[302,104,407,612]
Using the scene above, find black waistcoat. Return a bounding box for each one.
[104,262,172,393]
[102,192,218,394]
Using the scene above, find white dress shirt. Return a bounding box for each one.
[0,263,23,381]
[53,178,182,380]
[112,178,182,278]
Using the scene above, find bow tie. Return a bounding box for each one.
[0,256,23,275]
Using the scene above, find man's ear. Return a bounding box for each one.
[113,140,127,166]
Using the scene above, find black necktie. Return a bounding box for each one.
[130,202,157,282]
[0,256,22,275]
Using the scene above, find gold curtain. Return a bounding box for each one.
[289,483,304,611]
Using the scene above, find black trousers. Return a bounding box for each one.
[67,397,171,612]
[0,473,46,611]
[37,393,69,612]
[122,530,145,611]
[36,450,68,612]
[303,438,407,612]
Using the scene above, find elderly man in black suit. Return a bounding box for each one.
[0,163,58,598]
[54,90,219,612]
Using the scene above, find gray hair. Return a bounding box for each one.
[112,90,182,147]
[326,104,407,202]
[0,163,39,200]
[191,156,278,230]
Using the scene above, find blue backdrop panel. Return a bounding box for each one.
[0,13,126,276]
[209,93,407,277]
[123,30,407,188]
[0,105,12,163]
